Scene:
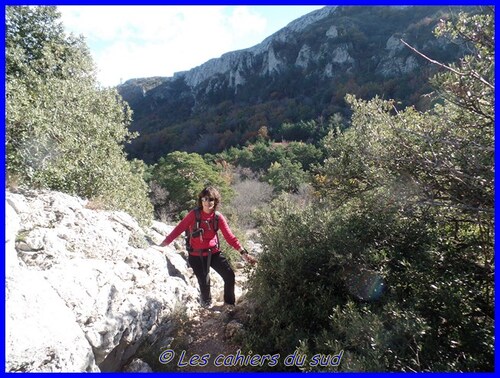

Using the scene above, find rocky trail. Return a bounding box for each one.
[138,264,255,373]
[174,304,244,372]
[6,188,262,372]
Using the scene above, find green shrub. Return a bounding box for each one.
[6,6,153,224]
[242,9,493,371]
[149,151,233,220]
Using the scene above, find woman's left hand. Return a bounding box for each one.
[242,252,257,265]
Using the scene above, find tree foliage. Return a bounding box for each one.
[220,139,324,173]
[6,6,153,223]
[244,8,493,372]
[262,159,308,194]
[121,6,468,163]
[148,151,234,220]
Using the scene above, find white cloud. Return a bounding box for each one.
[227,6,268,41]
[58,5,319,87]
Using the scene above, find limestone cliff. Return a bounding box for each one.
[116,6,470,162]
[5,189,225,372]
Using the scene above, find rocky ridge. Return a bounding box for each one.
[119,5,448,100]
[116,5,466,162]
[5,188,251,372]
[171,6,340,89]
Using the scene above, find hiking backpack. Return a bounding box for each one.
[185,207,220,252]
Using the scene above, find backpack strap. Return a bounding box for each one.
[185,209,220,252]
[185,207,202,252]
[194,207,201,228]
[213,211,219,232]
[214,211,220,250]
[199,210,219,232]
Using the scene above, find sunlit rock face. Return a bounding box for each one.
[5,188,223,372]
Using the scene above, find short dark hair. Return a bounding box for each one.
[197,186,221,209]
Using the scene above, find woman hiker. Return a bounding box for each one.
[158,186,257,308]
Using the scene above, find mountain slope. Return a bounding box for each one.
[117,6,472,163]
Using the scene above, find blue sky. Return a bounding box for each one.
[58,5,325,87]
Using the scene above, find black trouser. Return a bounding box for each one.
[188,251,235,305]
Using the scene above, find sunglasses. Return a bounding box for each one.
[201,197,215,202]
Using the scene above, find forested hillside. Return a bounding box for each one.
[118,6,475,163]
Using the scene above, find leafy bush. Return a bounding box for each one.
[242,9,493,372]
[6,6,153,224]
[262,159,309,194]
[244,192,426,371]
[149,151,234,220]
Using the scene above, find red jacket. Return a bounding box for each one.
[162,209,242,256]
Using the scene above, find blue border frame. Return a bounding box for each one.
[2,1,496,376]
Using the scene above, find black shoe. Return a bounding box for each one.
[224,303,236,314]
[200,299,212,308]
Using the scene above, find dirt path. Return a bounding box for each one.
[173,268,252,373]
[175,306,240,372]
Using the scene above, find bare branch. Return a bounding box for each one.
[419,200,493,214]
[400,39,494,90]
